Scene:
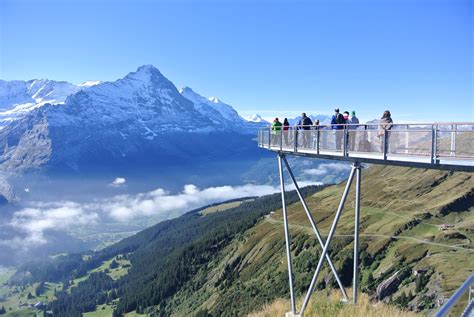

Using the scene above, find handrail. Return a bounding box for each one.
[435,273,474,317]
[263,122,474,129]
[258,122,474,170]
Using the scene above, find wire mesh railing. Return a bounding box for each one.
[258,123,474,167]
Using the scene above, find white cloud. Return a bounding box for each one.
[3,181,322,249]
[110,177,126,186]
[6,202,99,248]
[100,183,280,222]
[304,163,351,176]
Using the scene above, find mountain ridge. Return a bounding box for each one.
[0,65,263,176]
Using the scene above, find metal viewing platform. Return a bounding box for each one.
[258,123,474,172]
[258,122,474,317]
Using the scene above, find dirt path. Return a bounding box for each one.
[265,217,474,252]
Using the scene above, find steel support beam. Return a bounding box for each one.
[299,165,357,315]
[353,163,361,304]
[278,154,296,313]
[282,156,349,301]
[277,158,362,316]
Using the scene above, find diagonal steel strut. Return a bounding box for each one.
[299,164,357,315]
[281,155,349,301]
[278,154,296,313]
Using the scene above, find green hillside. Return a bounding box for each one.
[4,165,473,317]
[161,165,474,316]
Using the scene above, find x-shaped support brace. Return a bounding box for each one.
[278,154,361,316]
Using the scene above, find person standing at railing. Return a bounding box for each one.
[283,118,290,146]
[343,111,350,123]
[378,110,393,153]
[343,111,350,152]
[331,108,345,151]
[271,117,282,146]
[349,110,360,151]
[312,119,320,148]
[298,113,313,148]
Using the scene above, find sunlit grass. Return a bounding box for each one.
[248,290,419,317]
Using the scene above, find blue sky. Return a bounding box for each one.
[0,0,472,122]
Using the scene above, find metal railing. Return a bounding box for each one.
[436,273,474,317]
[258,123,474,169]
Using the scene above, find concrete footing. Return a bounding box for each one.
[285,312,301,317]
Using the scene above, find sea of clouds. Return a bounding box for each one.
[2,180,323,251]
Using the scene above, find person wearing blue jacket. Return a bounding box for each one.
[331,108,345,150]
[349,110,360,151]
[298,113,313,148]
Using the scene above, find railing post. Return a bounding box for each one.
[280,129,283,152]
[405,125,409,154]
[383,129,388,160]
[450,124,456,157]
[317,129,320,155]
[294,128,298,153]
[343,127,347,156]
[268,128,271,149]
[431,125,438,164]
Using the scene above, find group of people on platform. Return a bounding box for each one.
[270,109,393,152]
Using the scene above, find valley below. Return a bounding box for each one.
[0,164,472,317]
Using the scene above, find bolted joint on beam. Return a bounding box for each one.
[352,161,361,168]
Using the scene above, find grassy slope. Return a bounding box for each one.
[0,256,130,316]
[0,279,61,317]
[83,304,114,317]
[166,165,473,316]
[69,256,131,293]
[248,290,419,317]
[200,199,255,215]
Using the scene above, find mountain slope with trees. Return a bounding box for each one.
[5,165,473,316]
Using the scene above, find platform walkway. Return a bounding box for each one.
[258,123,474,171]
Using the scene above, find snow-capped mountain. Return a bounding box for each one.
[179,86,246,131]
[79,80,102,87]
[0,65,261,174]
[0,78,99,127]
[246,114,269,124]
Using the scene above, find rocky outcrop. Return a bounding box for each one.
[0,174,16,203]
[376,270,405,300]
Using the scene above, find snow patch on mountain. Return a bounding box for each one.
[0,79,97,128]
[179,86,246,129]
[246,114,268,124]
[79,80,102,87]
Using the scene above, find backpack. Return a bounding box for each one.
[302,116,313,130]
